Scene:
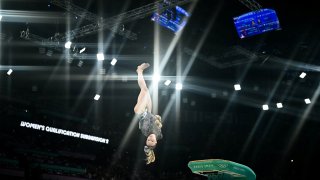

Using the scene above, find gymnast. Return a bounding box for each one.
[134,63,163,164]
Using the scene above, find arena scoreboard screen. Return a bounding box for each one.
[233,8,281,39]
[151,6,189,33]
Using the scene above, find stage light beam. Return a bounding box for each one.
[65,41,72,49]
[152,74,160,83]
[176,83,183,90]
[164,80,171,86]
[110,58,117,66]
[79,47,86,53]
[7,69,13,75]
[94,94,100,101]
[299,72,306,79]
[262,104,269,110]
[234,84,241,91]
[97,53,105,61]
[304,98,311,104]
[276,103,283,108]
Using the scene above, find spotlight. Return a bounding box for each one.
[97,53,104,61]
[299,72,306,79]
[152,74,160,83]
[79,47,86,53]
[46,49,53,57]
[262,104,269,110]
[304,98,311,104]
[234,84,241,91]
[65,41,72,49]
[94,94,100,101]
[276,103,283,108]
[175,83,183,90]
[164,80,171,86]
[7,69,13,75]
[78,60,83,67]
[110,58,117,66]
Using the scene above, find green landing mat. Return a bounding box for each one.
[188,159,256,180]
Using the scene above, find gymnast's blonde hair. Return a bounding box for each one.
[145,115,162,165]
[154,115,162,128]
[145,147,156,164]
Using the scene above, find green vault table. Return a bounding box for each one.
[188,159,256,180]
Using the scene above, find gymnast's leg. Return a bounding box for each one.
[134,63,152,114]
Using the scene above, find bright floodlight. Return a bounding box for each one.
[79,47,86,53]
[164,80,171,86]
[175,83,183,90]
[97,53,104,61]
[7,69,13,75]
[0,15,2,21]
[299,72,306,79]
[94,94,100,101]
[276,103,283,108]
[262,104,269,110]
[110,58,117,66]
[65,41,72,49]
[234,84,241,91]
[304,98,311,104]
[152,74,160,83]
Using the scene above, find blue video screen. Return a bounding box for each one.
[233,8,281,39]
[151,6,189,33]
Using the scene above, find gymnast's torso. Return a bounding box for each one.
[138,111,163,140]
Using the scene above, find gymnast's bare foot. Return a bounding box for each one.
[137,63,150,73]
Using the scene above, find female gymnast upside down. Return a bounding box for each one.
[134,63,163,165]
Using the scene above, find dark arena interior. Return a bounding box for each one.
[1,0,320,179]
